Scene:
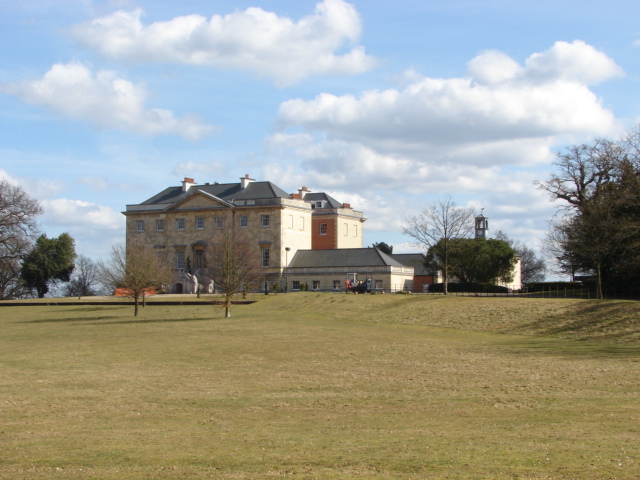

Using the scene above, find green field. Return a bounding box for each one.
[1,294,639,479]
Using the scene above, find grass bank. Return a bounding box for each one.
[1,294,638,479]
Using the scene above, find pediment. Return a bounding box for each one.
[165,190,233,211]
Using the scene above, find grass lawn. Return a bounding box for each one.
[1,294,639,479]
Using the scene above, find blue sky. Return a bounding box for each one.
[1,0,639,271]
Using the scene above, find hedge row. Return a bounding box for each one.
[427,283,511,294]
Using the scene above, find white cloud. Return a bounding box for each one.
[42,198,123,230]
[71,0,376,86]
[524,40,624,85]
[77,177,110,191]
[37,198,126,258]
[277,41,621,153]
[4,62,216,140]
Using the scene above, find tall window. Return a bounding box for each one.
[215,216,223,228]
[299,216,305,231]
[240,215,248,228]
[353,225,358,237]
[262,248,270,267]
[292,281,300,291]
[261,214,270,228]
[312,280,320,290]
[176,250,185,270]
[156,219,164,231]
[320,223,327,235]
[344,223,348,236]
[177,218,185,230]
[195,249,204,269]
[333,280,341,290]
[196,217,204,229]
[135,220,144,232]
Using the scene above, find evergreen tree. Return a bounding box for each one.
[21,233,76,298]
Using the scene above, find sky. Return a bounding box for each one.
[1,0,639,271]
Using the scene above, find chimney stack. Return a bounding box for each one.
[181,177,196,192]
[240,174,255,189]
[298,186,311,198]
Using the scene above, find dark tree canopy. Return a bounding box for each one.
[371,242,393,254]
[21,233,76,298]
[537,125,640,298]
[426,237,517,285]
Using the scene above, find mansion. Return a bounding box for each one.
[124,176,384,292]
[124,176,521,293]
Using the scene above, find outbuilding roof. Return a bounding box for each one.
[289,248,405,268]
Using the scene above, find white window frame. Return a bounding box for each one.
[156,219,164,231]
[240,215,248,228]
[320,223,327,235]
[312,280,320,291]
[196,217,204,230]
[216,216,223,229]
[177,218,185,231]
[261,214,270,228]
[292,281,301,291]
[176,250,185,270]
[333,280,341,290]
[262,248,270,267]
[135,220,144,232]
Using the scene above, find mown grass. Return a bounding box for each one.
[1,294,639,479]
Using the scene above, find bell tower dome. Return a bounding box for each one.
[475,210,488,239]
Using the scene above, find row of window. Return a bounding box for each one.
[318,223,358,237]
[136,216,358,237]
[162,247,272,270]
[135,215,271,232]
[289,280,383,291]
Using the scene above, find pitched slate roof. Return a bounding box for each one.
[139,181,290,207]
[289,248,405,268]
[391,253,435,275]
[304,192,343,208]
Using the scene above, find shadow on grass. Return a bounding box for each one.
[507,301,640,344]
[74,316,217,326]
[499,337,640,359]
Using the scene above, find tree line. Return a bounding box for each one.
[0,180,76,299]
[402,196,545,294]
[538,125,640,298]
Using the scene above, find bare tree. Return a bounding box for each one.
[0,180,42,299]
[98,242,173,316]
[0,179,43,261]
[494,230,546,284]
[403,196,475,294]
[211,212,261,317]
[0,257,27,300]
[63,254,102,297]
